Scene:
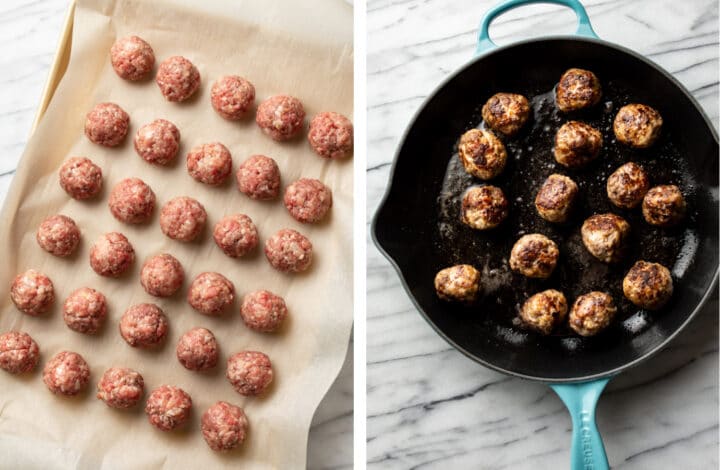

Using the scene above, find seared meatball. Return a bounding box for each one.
[90,232,135,277]
[145,385,192,431]
[156,56,200,102]
[240,290,288,332]
[434,264,481,303]
[108,177,156,224]
[613,103,662,148]
[43,351,90,396]
[10,269,54,316]
[308,111,354,159]
[642,185,686,227]
[607,162,650,209]
[481,92,530,136]
[534,174,578,223]
[134,119,181,166]
[96,367,145,409]
[256,95,305,141]
[284,178,333,224]
[84,102,130,147]
[264,229,313,273]
[201,401,249,452]
[568,291,617,336]
[458,129,507,180]
[119,303,168,348]
[211,75,255,120]
[509,234,559,279]
[236,155,281,200]
[59,156,103,200]
[186,142,233,186]
[461,185,508,230]
[213,214,258,258]
[187,272,235,316]
[140,253,184,297]
[110,35,154,81]
[63,287,107,334]
[176,327,219,371]
[520,289,568,335]
[0,331,39,374]
[623,260,673,310]
[226,351,273,396]
[555,68,602,112]
[554,121,602,168]
[581,213,630,263]
[160,196,207,241]
[36,214,80,257]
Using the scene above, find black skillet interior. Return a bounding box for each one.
[373,38,719,382]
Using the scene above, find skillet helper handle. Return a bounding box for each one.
[550,378,611,470]
[477,0,598,55]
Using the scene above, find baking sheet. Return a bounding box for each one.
[0,0,353,468]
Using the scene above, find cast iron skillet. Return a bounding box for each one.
[371,1,719,468]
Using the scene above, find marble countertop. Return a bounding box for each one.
[368,0,718,468]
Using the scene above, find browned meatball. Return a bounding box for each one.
[581,213,630,263]
[434,264,481,303]
[607,162,650,209]
[43,351,90,396]
[10,269,54,316]
[614,104,662,148]
[642,185,686,227]
[623,260,673,310]
[534,174,578,223]
[89,232,135,277]
[458,129,507,180]
[176,327,219,371]
[145,385,192,431]
[201,401,249,452]
[36,214,80,257]
[96,367,145,409]
[461,185,508,230]
[0,331,39,374]
[226,351,273,396]
[554,121,602,168]
[509,234,559,279]
[481,92,530,136]
[63,287,107,334]
[520,289,568,335]
[568,292,617,336]
[555,68,602,112]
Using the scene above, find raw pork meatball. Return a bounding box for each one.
[623,260,674,310]
[581,213,630,263]
[481,92,530,136]
[10,269,54,316]
[255,95,305,141]
[607,162,650,209]
[134,119,180,165]
[43,351,90,396]
[213,214,258,258]
[509,234,559,279]
[308,111,354,159]
[96,367,145,409]
[642,185,686,227]
[211,75,255,120]
[461,185,508,230]
[240,290,288,332]
[556,68,602,112]
[176,327,219,371]
[534,174,578,223]
[284,178,333,223]
[145,385,192,431]
[520,289,568,335]
[264,229,313,273]
[186,142,233,186]
[569,291,617,336]
[613,103,663,148]
[140,253,184,297]
[226,351,273,396]
[458,128,507,180]
[36,214,80,257]
[160,196,207,241]
[202,401,249,452]
[110,35,154,81]
[236,155,281,200]
[156,56,200,102]
[188,272,235,316]
[434,264,481,303]
[554,121,602,168]
[59,157,103,200]
[0,331,39,374]
[90,232,135,277]
[108,177,156,224]
[119,303,168,348]
[85,102,129,147]
[63,287,107,334]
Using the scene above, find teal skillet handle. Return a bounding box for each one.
[477,0,598,55]
[550,378,612,470]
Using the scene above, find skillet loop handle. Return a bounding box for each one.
[477,0,598,55]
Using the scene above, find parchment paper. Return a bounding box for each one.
[0,0,353,468]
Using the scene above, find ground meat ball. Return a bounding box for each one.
[556,68,602,112]
[188,272,235,316]
[581,213,630,263]
[10,269,54,316]
[90,232,135,277]
[134,119,180,165]
[569,292,617,336]
[213,214,258,258]
[59,157,103,200]
[202,401,249,452]
[160,196,207,241]
[43,351,90,396]
[461,185,508,230]
[236,155,281,200]
[36,214,80,257]
[96,367,144,409]
[240,290,288,332]
[642,185,686,227]
[284,178,333,223]
[110,35,154,81]
[308,111,354,159]
[119,303,168,348]
[0,332,39,374]
[145,385,192,431]
[434,264,481,303]
[554,121,602,168]
[108,177,156,224]
[534,174,578,223]
[613,104,663,148]
[264,229,313,273]
[140,253,184,297]
[186,143,233,186]
[256,95,305,141]
[211,75,255,120]
[509,234,559,279]
[156,56,200,102]
[226,351,273,396]
[458,128,507,180]
[607,162,650,209]
[85,102,129,147]
[63,287,107,334]
[481,92,531,136]
[176,327,219,371]
[623,260,674,310]
[520,289,568,335]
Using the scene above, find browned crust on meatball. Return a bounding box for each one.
[607,162,650,209]
[556,68,602,112]
[581,213,630,263]
[226,351,273,396]
[59,157,103,200]
[642,185,686,227]
[145,385,192,431]
[11,269,54,316]
[534,174,578,223]
[96,367,145,409]
[509,234,559,279]
[0,331,39,374]
[520,289,568,335]
[434,264,481,303]
[458,129,507,180]
[461,185,508,230]
[568,292,617,336]
[201,401,249,451]
[613,104,663,148]
[481,93,530,136]
[43,351,90,396]
[554,121,603,168]
[623,261,673,310]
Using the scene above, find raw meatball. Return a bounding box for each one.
[59,157,103,200]
[481,92,530,136]
[140,253,184,297]
[186,142,233,186]
[10,269,54,316]
[156,56,200,102]
[255,95,305,141]
[520,289,568,335]
[308,111,354,159]
[145,385,192,431]
[160,196,207,241]
[63,287,107,334]
[188,272,235,316]
[134,119,180,165]
[581,213,630,263]
[110,35,154,81]
[458,128,507,180]
[236,155,281,200]
[284,178,333,223]
[240,290,288,332]
[211,75,255,120]
[0,331,39,374]
[84,102,129,147]
[36,214,80,257]
[119,303,168,348]
[108,177,156,224]
[509,234,559,279]
[569,291,617,336]
[176,327,219,371]
[554,121,602,168]
[623,260,674,310]
[534,174,578,223]
[96,367,145,409]
[90,232,135,277]
[213,214,258,258]
[556,68,602,112]
[461,185,508,230]
[434,264,481,303]
[43,351,90,396]
[264,229,313,273]
[614,103,663,148]
[607,162,650,209]
[226,351,273,396]
[642,185,686,227]
[201,401,249,452]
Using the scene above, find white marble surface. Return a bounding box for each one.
[0,1,352,469]
[368,0,718,468]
